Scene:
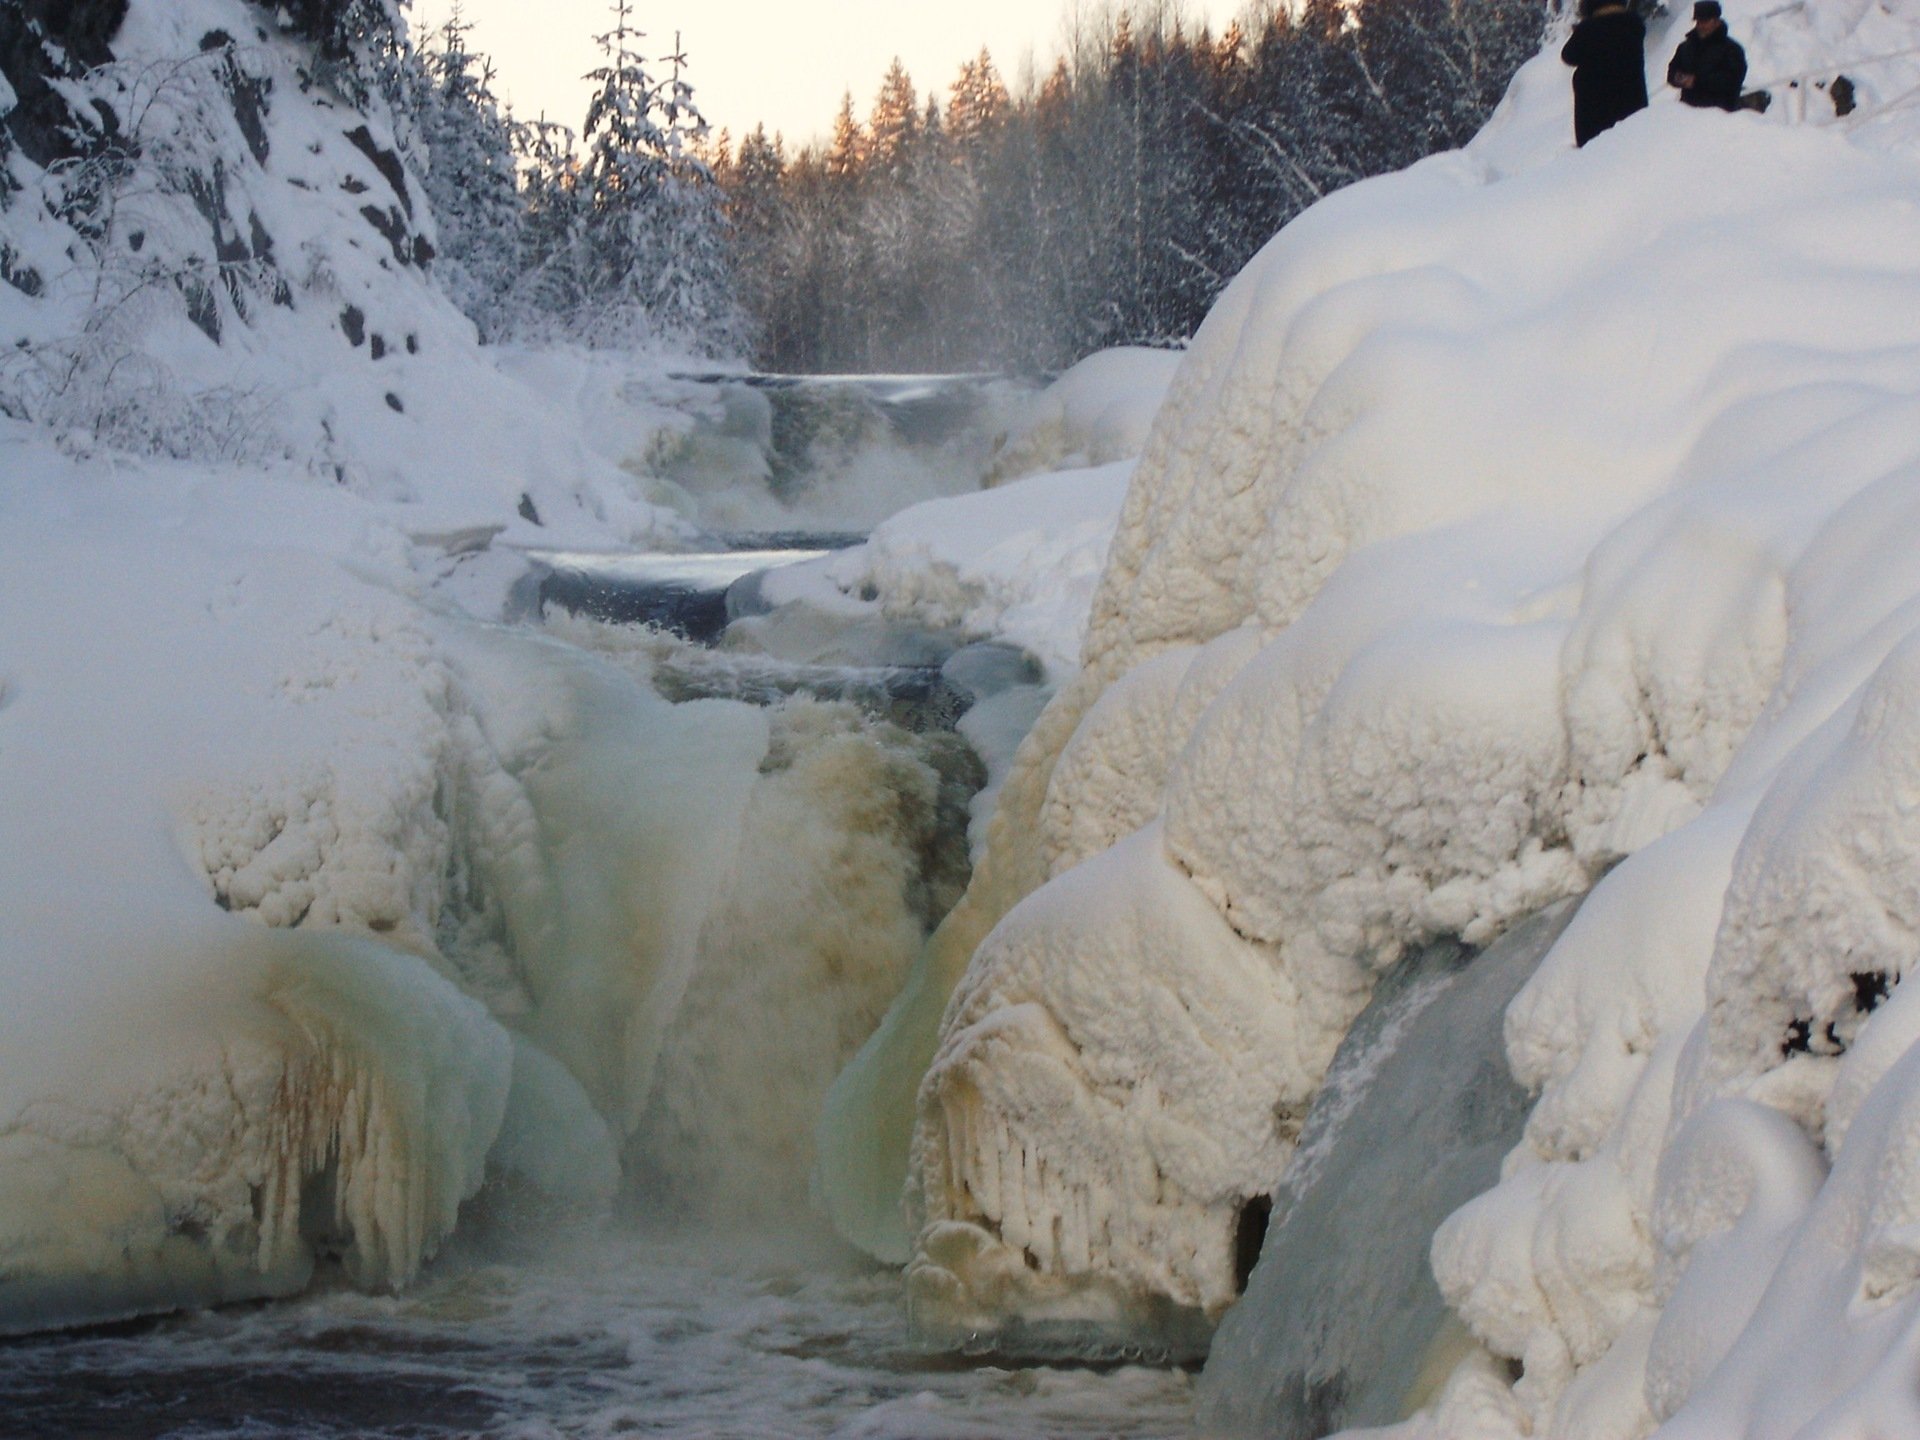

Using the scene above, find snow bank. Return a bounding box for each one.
[0,450,521,1331]
[807,2,1920,1422]
[822,461,1135,678]
[987,347,1183,484]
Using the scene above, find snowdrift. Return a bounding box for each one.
[818,0,1920,1432]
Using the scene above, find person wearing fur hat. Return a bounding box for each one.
[1668,1,1748,110]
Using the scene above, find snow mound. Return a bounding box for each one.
[988,347,1183,484]
[823,460,1135,678]
[0,459,521,1332]
[807,4,1920,1424]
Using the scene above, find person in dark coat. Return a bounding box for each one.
[1562,0,1649,146]
[1668,1,1748,110]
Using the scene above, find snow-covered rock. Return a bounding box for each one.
[987,347,1183,484]
[810,5,1920,1435]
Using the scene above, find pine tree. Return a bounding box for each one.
[418,3,522,336]
[868,59,919,177]
[826,92,865,181]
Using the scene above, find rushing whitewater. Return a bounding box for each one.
[29,0,1920,1433]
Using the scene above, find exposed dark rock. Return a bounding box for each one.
[1852,969,1891,1013]
[339,304,365,346]
[0,245,43,297]
[358,202,411,264]
[22,0,126,66]
[342,123,411,217]
[222,57,272,164]
[1233,1194,1272,1295]
[183,279,221,342]
[383,391,403,412]
[1782,1017,1812,1057]
[0,2,124,169]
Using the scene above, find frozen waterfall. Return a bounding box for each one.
[1198,902,1581,1437]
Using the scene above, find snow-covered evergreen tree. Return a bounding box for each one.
[946,49,1010,152]
[549,2,742,353]
[417,3,522,336]
[826,91,865,182]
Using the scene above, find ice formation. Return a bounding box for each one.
[0,436,990,1332]
[811,3,1920,1434]
[1200,903,1576,1435]
[0,0,1040,1336]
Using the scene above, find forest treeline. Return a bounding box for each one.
[421,0,1548,369]
[709,0,1545,371]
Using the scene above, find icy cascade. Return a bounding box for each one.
[0,441,997,1330]
[814,0,1920,1379]
[623,371,1038,534]
[1199,902,1576,1437]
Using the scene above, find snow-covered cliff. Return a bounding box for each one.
[821,0,1920,1432]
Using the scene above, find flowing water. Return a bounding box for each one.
[5,372,1576,1438]
[0,1221,1196,1439]
[1198,902,1583,1438]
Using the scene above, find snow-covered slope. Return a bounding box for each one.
[0,0,689,549]
[815,0,1920,1431]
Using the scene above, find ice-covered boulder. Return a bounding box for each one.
[987,347,1183,484]
[816,3,1920,1427]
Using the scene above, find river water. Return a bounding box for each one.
[0,514,1197,1439]
[0,1218,1196,1439]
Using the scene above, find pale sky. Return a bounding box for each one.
[410,0,1240,149]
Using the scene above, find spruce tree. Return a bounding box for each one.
[868,59,920,177]
[566,2,742,352]
[418,3,522,336]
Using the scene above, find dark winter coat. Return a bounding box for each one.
[1667,27,1748,110]
[1562,7,1650,146]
